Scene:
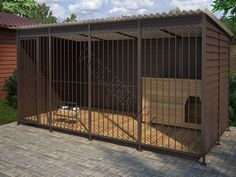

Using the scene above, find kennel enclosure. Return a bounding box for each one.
[16,9,232,159]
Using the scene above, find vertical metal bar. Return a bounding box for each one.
[63,37,66,129]
[217,29,220,144]
[187,31,190,152]
[16,31,21,124]
[67,38,70,130]
[126,34,129,140]
[121,36,124,139]
[48,29,52,132]
[181,30,184,152]
[137,20,142,151]
[132,34,135,140]
[88,24,92,140]
[143,31,146,144]
[149,34,152,145]
[174,31,177,150]
[201,14,206,162]
[36,38,40,123]
[116,36,119,138]
[161,35,164,148]
[195,28,198,151]
[155,35,158,147]
[103,33,105,136]
[111,33,114,137]
[168,31,170,149]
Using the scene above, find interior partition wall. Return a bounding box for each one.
[17,13,230,159]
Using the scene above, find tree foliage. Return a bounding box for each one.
[63,13,78,23]
[0,0,36,18]
[0,0,57,24]
[212,0,236,43]
[30,3,57,24]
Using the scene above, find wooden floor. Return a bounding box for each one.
[24,108,201,154]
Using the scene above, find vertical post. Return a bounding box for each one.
[137,20,142,151]
[48,28,52,132]
[201,14,207,165]
[16,30,21,125]
[216,30,221,145]
[36,38,40,123]
[227,34,230,132]
[88,24,92,140]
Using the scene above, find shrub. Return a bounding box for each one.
[4,70,17,109]
[230,74,236,125]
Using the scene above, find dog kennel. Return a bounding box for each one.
[16,9,232,160]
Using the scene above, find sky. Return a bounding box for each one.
[36,0,221,21]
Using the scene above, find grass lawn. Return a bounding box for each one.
[0,99,16,125]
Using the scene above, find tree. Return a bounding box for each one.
[30,3,57,24]
[212,0,236,43]
[0,0,36,18]
[63,13,78,23]
[169,7,181,14]
[0,0,57,24]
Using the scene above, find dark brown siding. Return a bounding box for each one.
[203,16,230,155]
[0,28,16,98]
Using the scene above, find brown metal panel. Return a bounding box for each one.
[202,16,230,156]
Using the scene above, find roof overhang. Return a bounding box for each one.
[13,9,233,38]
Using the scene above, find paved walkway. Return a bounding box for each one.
[0,123,235,177]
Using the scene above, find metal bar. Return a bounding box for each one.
[174,31,177,150]
[132,34,135,140]
[36,38,40,123]
[161,35,164,148]
[137,20,142,151]
[201,14,206,159]
[155,35,158,147]
[16,31,21,124]
[111,32,114,137]
[88,24,92,140]
[78,33,103,41]
[149,34,152,145]
[181,31,184,152]
[187,31,190,152]
[49,29,52,132]
[160,29,181,39]
[115,32,137,40]
[195,28,198,150]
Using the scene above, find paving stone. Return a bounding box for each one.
[0,123,235,177]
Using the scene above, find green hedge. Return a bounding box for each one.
[4,70,17,109]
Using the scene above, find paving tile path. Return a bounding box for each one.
[0,123,235,177]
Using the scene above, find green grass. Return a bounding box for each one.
[0,99,16,125]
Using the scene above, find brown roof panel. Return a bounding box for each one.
[0,12,38,28]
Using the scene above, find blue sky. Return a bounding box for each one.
[36,0,221,21]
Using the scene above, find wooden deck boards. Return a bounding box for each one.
[24,108,201,154]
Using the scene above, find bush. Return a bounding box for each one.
[4,70,17,109]
[230,74,236,125]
